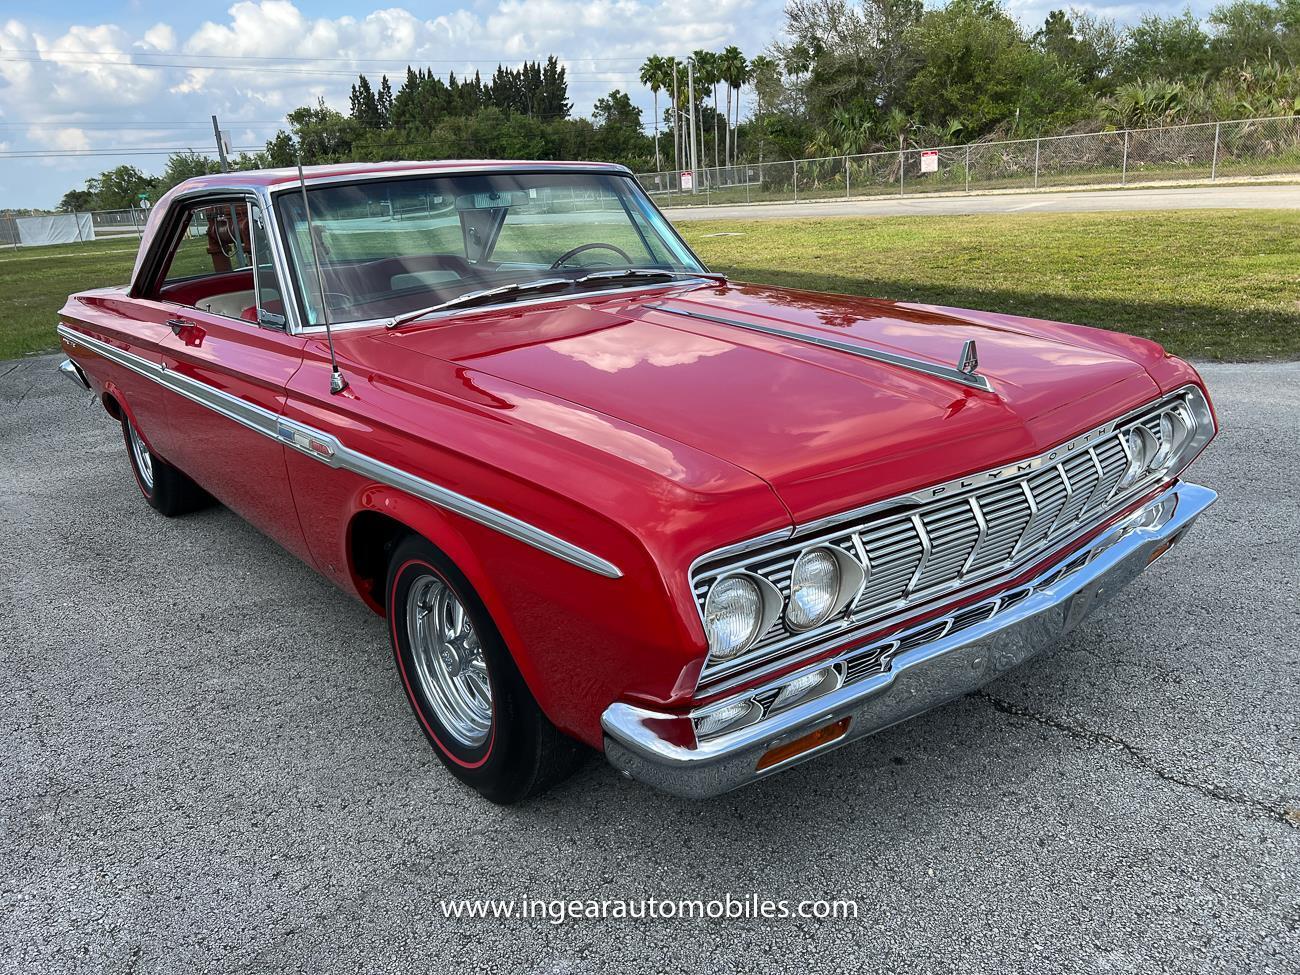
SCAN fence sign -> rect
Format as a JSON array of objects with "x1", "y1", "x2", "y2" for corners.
[
  {"x1": 920, "y1": 150, "x2": 939, "y2": 174},
  {"x1": 680, "y1": 171, "x2": 693, "y2": 191}
]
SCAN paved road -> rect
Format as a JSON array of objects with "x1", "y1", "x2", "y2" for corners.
[
  {"x1": 2, "y1": 355, "x2": 1297, "y2": 974},
  {"x1": 665, "y1": 182, "x2": 1300, "y2": 222}
]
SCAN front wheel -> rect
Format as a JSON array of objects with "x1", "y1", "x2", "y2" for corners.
[
  {"x1": 120, "y1": 414, "x2": 211, "y2": 517},
  {"x1": 387, "y1": 535, "x2": 583, "y2": 803}
]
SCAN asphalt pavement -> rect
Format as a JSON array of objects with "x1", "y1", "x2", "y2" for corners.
[
  {"x1": 664, "y1": 181, "x2": 1300, "y2": 221},
  {"x1": 2, "y1": 354, "x2": 1297, "y2": 974}
]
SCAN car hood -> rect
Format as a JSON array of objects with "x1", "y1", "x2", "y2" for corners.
[{"x1": 368, "y1": 282, "x2": 1163, "y2": 525}]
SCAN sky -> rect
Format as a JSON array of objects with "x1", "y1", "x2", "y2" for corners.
[{"x1": 0, "y1": 0, "x2": 1217, "y2": 209}]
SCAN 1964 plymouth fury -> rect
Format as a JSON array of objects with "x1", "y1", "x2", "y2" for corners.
[{"x1": 58, "y1": 161, "x2": 1218, "y2": 802}]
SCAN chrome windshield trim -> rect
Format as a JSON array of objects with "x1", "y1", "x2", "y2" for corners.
[
  {"x1": 653, "y1": 304, "x2": 996, "y2": 392},
  {"x1": 267, "y1": 162, "x2": 635, "y2": 192},
  {"x1": 56, "y1": 324, "x2": 622, "y2": 579}
]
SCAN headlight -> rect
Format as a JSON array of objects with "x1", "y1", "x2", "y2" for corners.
[
  {"x1": 786, "y1": 547, "x2": 842, "y2": 630},
  {"x1": 704, "y1": 575, "x2": 766, "y2": 661},
  {"x1": 1119, "y1": 424, "x2": 1158, "y2": 490},
  {"x1": 1157, "y1": 405, "x2": 1194, "y2": 469}
]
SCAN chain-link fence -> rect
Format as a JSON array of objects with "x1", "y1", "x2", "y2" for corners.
[
  {"x1": 637, "y1": 115, "x2": 1300, "y2": 208},
  {"x1": 0, "y1": 207, "x2": 154, "y2": 248}
]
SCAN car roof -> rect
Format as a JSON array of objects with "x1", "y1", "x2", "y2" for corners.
[{"x1": 174, "y1": 159, "x2": 633, "y2": 193}]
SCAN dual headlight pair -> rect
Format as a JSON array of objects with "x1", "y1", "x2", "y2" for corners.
[
  {"x1": 1117, "y1": 396, "x2": 1210, "y2": 493},
  {"x1": 703, "y1": 545, "x2": 865, "y2": 664}
]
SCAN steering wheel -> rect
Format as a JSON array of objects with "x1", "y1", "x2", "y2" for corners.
[{"x1": 550, "y1": 242, "x2": 633, "y2": 269}]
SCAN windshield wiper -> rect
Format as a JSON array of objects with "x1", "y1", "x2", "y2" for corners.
[
  {"x1": 575, "y1": 268, "x2": 727, "y2": 286},
  {"x1": 384, "y1": 277, "x2": 574, "y2": 329},
  {"x1": 384, "y1": 269, "x2": 726, "y2": 329}
]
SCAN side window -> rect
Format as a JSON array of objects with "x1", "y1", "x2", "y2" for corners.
[
  {"x1": 249, "y1": 205, "x2": 286, "y2": 329},
  {"x1": 154, "y1": 200, "x2": 283, "y2": 328}
]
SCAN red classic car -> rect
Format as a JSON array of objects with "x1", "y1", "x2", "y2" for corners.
[{"x1": 57, "y1": 160, "x2": 1218, "y2": 802}]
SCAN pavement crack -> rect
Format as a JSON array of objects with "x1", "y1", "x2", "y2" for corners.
[{"x1": 975, "y1": 691, "x2": 1299, "y2": 829}]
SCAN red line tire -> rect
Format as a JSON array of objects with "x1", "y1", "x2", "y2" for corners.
[
  {"x1": 386, "y1": 534, "x2": 584, "y2": 804},
  {"x1": 120, "y1": 415, "x2": 212, "y2": 517}
]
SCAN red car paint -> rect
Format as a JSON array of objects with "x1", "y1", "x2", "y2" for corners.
[{"x1": 60, "y1": 162, "x2": 1213, "y2": 750}]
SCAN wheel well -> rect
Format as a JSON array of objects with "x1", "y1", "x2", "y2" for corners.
[
  {"x1": 101, "y1": 392, "x2": 122, "y2": 421},
  {"x1": 348, "y1": 511, "x2": 415, "y2": 614}
]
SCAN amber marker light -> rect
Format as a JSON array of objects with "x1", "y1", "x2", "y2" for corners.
[{"x1": 755, "y1": 717, "x2": 852, "y2": 771}]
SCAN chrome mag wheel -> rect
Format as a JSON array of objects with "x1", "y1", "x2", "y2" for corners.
[
  {"x1": 405, "y1": 574, "x2": 493, "y2": 747},
  {"x1": 127, "y1": 420, "x2": 154, "y2": 491}
]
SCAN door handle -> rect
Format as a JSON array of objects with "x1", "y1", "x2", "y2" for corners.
[{"x1": 166, "y1": 318, "x2": 189, "y2": 335}]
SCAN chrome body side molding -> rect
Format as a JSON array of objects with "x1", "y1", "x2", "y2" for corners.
[
  {"x1": 56, "y1": 323, "x2": 622, "y2": 579},
  {"x1": 653, "y1": 303, "x2": 996, "y2": 392}
]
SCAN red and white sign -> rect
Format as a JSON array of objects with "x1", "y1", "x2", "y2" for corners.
[
  {"x1": 680, "y1": 171, "x2": 694, "y2": 191},
  {"x1": 920, "y1": 150, "x2": 939, "y2": 174}
]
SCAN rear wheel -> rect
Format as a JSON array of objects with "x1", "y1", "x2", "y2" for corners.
[
  {"x1": 387, "y1": 535, "x2": 583, "y2": 803},
  {"x1": 120, "y1": 414, "x2": 211, "y2": 517}
]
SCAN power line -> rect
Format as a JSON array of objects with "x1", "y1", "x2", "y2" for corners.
[
  {"x1": 0, "y1": 53, "x2": 650, "y2": 82},
  {"x1": 0, "y1": 46, "x2": 654, "y2": 65}
]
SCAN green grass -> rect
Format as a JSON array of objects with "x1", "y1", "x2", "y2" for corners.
[
  {"x1": 680, "y1": 209, "x2": 1300, "y2": 362},
  {"x1": 0, "y1": 239, "x2": 139, "y2": 360},
  {"x1": 5, "y1": 209, "x2": 1297, "y2": 361}
]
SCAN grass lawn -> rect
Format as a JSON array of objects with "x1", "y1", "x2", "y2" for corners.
[
  {"x1": 0, "y1": 239, "x2": 139, "y2": 361},
  {"x1": 680, "y1": 209, "x2": 1300, "y2": 362},
  {"x1": 3, "y1": 209, "x2": 1296, "y2": 361}
]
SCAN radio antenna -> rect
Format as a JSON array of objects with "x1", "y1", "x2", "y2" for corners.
[{"x1": 296, "y1": 154, "x2": 348, "y2": 395}]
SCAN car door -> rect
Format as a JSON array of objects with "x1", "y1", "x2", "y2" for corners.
[{"x1": 139, "y1": 195, "x2": 315, "y2": 565}]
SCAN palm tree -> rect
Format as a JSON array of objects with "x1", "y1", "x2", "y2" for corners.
[
  {"x1": 692, "y1": 50, "x2": 720, "y2": 173},
  {"x1": 718, "y1": 46, "x2": 748, "y2": 167},
  {"x1": 640, "y1": 55, "x2": 669, "y2": 172}
]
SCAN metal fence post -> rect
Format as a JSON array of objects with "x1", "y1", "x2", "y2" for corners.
[
  {"x1": 1211, "y1": 122, "x2": 1221, "y2": 180},
  {"x1": 965, "y1": 145, "x2": 971, "y2": 194},
  {"x1": 899, "y1": 143, "x2": 905, "y2": 195},
  {"x1": 793, "y1": 159, "x2": 798, "y2": 203},
  {"x1": 74, "y1": 211, "x2": 86, "y2": 244},
  {"x1": 1121, "y1": 130, "x2": 1129, "y2": 185},
  {"x1": 1034, "y1": 138, "x2": 1041, "y2": 188},
  {"x1": 845, "y1": 156, "x2": 850, "y2": 199}
]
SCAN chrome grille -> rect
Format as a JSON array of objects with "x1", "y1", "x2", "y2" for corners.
[{"x1": 691, "y1": 392, "x2": 1198, "y2": 686}]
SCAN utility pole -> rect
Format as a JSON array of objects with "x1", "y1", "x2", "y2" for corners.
[
  {"x1": 211, "y1": 114, "x2": 230, "y2": 172},
  {"x1": 687, "y1": 59, "x2": 699, "y2": 192}
]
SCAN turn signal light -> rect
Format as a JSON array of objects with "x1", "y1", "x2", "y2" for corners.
[{"x1": 755, "y1": 717, "x2": 852, "y2": 771}]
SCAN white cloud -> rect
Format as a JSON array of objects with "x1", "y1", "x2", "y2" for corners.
[
  {"x1": 0, "y1": 0, "x2": 1218, "y2": 208},
  {"x1": 45, "y1": 127, "x2": 90, "y2": 151}
]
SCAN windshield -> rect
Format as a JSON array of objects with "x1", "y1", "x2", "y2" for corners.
[{"x1": 274, "y1": 171, "x2": 706, "y2": 326}]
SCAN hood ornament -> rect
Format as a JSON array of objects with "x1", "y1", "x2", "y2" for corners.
[{"x1": 957, "y1": 339, "x2": 980, "y2": 376}]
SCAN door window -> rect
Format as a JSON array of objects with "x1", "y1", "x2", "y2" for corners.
[{"x1": 153, "y1": 200, "x2": 286, "y2": 328}]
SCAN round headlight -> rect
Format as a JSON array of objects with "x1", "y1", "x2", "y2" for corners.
[
  {"x1": 1155, "y1": 407, "x2": 1193, "y2": 470},
  {"x1": 704, "y1": 575, "x2": 764, "y2": 661},
  {"x1": 1119, "y1": 425, "x2": 1158, "y2": 490},
  {"x1": 786, "y1": 547, "x2": 842, "y2": 631}
]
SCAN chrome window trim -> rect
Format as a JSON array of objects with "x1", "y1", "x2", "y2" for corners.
[
  {"x1": 687, "y1": 384, "x2": 1212, "y2": 688},
  {"x1": 653, "y1": 304, "x2": 996, "y2": 392},
  {"x1": 268, "y1": 162, "x2": 635, "y2": 192},
  {"x1": 133, "y1": 184, "x2": 306, "y2": 334},
  {"x1": 56, "y1": 323, "x2": 621, "y2": 579}
]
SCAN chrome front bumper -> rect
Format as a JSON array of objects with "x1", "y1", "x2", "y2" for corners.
[{"x1": 602, "y1": 481, "x2": 1216, "y2": 799}]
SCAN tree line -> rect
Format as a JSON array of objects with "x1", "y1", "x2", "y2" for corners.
[{"x1": 57, "y1": 0, "x2": 1300, "y2": 211}]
